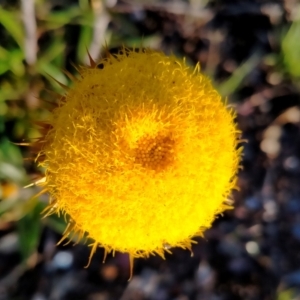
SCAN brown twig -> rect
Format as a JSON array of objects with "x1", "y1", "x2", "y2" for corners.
[
  {"x1": 85, "y1": 0, "x2": 111, "y2": 64},
  {"x1": 20, "y1": 0, "x2": 37, "y2": 66}
]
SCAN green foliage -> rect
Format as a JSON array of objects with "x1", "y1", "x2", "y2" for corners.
[
  {"x1": 277, "y1": 288, "x2": 299, "y2": 300},
  {"x1": 0, "y1": 7, "x2": 24, "y2": 49},
  {"x1": 217, "y1": 53, "x2": 262, "y2": 98},
  {"x1": 282, "y1": 18, "x2": 300, "y2": 79},
  {"x1": 0, "y1": 0, "x2": 97, "y2": 269},
  {"x1": 17, "y1": 200, "x2": 44, "y2": 261},
  {"x1": 0, "y1": 138, "x2": 26, "y2": 183}
]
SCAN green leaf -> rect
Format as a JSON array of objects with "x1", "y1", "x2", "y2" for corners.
[
  {"x1": 77, "y1": 23, "x2": 93, "y2": 62},
  {"x1": 42, "y1": 7, "x2": 82, "y2": 29},
  {"x1": 37, "y1": 62, "x2": 68, "y2": 88},
  {"x1": 277, "y1": 288, "x2": 298, "y2": 300},
  {"x1": 0, "y1": 162, "x2": 26, "y2": 183},
  {"x1": 0, "y1": 7, "x2": 24, "y2": 49},
  {"x1": 216, "y1": 53, "x2": 261, "y2": 98},
  {"x1": 282, "y1": 20, "x2": 300, "y2": 78},
  {"x1": 0, "y1": 137, "x2": 24, "y2": 166},
  {"x1": 17, "y1": 201, "x2": 43, "y2": 261},
  {"x1": 8, "y1": 49, "x2": 25, "y2": 76},
  {"x1": 0, "y1": 196, "x2": 19, "y2": 216},
  {"x1": 0, "y1": 138, "x2": 26, "y2": 183},
  {"x1": 38, "y1": 37, "x2": 65, "y2": 65},
  {"x1": 0, "y1": 32, "x2": 24, "y2": 76},
  {"x1": 0, "y1": 47, "x2": 9, "y2": 75},
  {"x1": 0, "y1": 77, "x2": 28, "y2": 102},
  {"x1": 45, "y1": 213, "x2": 67, "y2": 235}
]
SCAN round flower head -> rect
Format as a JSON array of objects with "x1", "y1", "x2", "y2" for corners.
[{"x1": 35, "y1": 48, "x2": 241, "y2": 275}]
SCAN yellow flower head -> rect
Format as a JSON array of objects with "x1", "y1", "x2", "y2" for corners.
[{"x1": 35, "y1": 48, "x2": 241, "y2": 274}]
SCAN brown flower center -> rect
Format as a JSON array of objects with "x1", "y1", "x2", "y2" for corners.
[{"x1": 134, "y1": 134, "x2": 175, "y2": 170}]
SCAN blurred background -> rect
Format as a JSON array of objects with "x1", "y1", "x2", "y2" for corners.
[{"x1": 1, "y1": 0, "x2": 300, "y2": 299}]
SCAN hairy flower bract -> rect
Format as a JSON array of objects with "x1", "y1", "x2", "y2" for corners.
[{"x1": 35, "y1": 48, "x2": 241, "y2": 271}]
